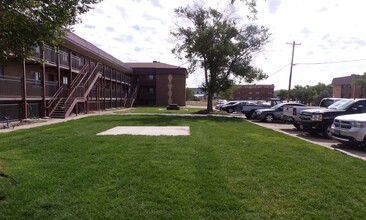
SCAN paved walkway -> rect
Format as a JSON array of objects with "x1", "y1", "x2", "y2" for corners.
[{"x1": 0, "y1": 110, "x2": 115, "y2": 133}]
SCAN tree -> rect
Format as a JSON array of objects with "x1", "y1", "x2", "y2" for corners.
[
  {"x1": 312, "y1": 83, "x2": 332, "y2": 105},
  {"x1": 219, "y1": 84, "x2": 238, "y2": 100},
  {"x1": 291, "y1": 85, "x2": 313, "y2": 104},
  {"x1": 186, "y1": 88, "x2": 195, "y2": 101},
  {"x1": 171, "y1": 3, "x2": 269, "y2": 112},
  {"x1": 353, "y1": 72, "x2": 366, "y2": 98},
  {"x1": 0, "y1": 0, "x2": 102, "y2": 63},
  {"x1": 275, "y1": 89, "x2": 287, "y2": 100}
]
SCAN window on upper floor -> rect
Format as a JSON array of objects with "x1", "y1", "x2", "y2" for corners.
[
  {"x1": 62, "y1": 52, "x2": 68, "y2": 62},
  {"x1": 35, "y1": 46, "x2": 40, "y2": 54},
  {"x1": 32, "y1": 71, "x2": 41, "y2": 81},
  {"x1": 63, "y1": 76, "x2": 68, "y2": 85}
]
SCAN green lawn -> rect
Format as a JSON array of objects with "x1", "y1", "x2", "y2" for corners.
[
  {"x1": 0, "y1": 115, "x2": 365, "y2": 219},
  {"x1": 116, "y1": 106, "x2": 207, "y2": 114}
]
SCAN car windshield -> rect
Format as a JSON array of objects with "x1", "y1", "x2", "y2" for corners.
[
  {"x1": 327, "y1": 99, "x2": 355, "y2": 110},
  {"x1": 271, "y1": 103, "x2": 284, "y2": 109}
]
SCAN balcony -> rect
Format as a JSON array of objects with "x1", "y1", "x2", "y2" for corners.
[
  {"x1": 0, "y1": 76, "x2": 58, "y2": 99},
  {"x1": 0, "y1": 76, "x2": 22, "y2": 98}
]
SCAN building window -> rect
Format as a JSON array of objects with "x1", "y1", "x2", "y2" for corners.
[
  {"x1": 147, "y1": 75, "x2": 154, "y2": 80},
  {"x1": 63, "y1": 76, "x2": 68, "y2": 85},
  {"x1": 62, "y1": 53, "x2": 68, "y2": 62},
  {"x1": 35, "y1": 46, "x2": 40, "y2": 54},
  {"x1": 32, "y1": 71, "x2": 41, "y2": 81}
]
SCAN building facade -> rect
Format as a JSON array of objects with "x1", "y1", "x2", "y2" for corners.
[
  {"x1": 0, "y1": 33, "x2": 186, "y2": 122},
  {"x1": 233, "y1": 84, "x2": 275, "y2": 100},
  {"x1": 332, "y1": 74, "x2": 366, "y2": 98},
  {"x1": 127, "y1": 62, "x2": 186, "y2": 106}
]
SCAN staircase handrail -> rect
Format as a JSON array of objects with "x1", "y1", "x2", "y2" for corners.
[
  {"x1": 62, "y1": 63, "x2": 101, "y2": 117},
  {"x1": 129, "y1": 82, "x2": 140, "y2": 107},
  {"x1": 46, "y1": 63, "x2": 88, "y2": 110},
  {"x1": 70, "y1": 63, "x2": 89, "y2": 88}
]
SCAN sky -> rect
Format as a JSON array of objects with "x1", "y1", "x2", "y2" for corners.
[{"x1": 73, "y1": 0, "x2": 366, "y2": 90}]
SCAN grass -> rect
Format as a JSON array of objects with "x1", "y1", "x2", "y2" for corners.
[
  {"x1": 0, "y1": 115, "x2": 366, "y2": 219},
  {"x1": 117, "y1": 106, "x2": 208, "y2": 114}
]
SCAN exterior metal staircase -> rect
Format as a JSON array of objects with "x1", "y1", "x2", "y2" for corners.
[
  {"x1": 47, "y1": 63, "x2": 102, "y2": 118},
  {"x1": 124, "y1": 80, "x2": 140, "y2": 108}
]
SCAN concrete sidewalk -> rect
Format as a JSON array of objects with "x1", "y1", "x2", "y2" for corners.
[{"x1": 0, "y1": 110, "x2": 116, "y2": 133}]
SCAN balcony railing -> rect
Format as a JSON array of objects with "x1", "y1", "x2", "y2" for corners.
[
  {"x1": 0, "y1": 76, "x2": 59, "y2": 99},
  {"x1": 71, "y1": 55, "x2": 84, "y2": 71},
  {"x1": 44, "y1": 46, "x2": 57, "y2": 65},
  {"x1": 59, "y1": 50, "x2": 69, "y2": 68},
  {"x1": 26, "y1": 79, "x2": 43, "y2": 97},
  {"x1": 0, "y1": 76, "x2": 22, "y2": 97}
]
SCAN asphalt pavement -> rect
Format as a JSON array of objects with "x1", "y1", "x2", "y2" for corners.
[{"x1": 249, "y1": 119, "x2": 366, "y2": 161}]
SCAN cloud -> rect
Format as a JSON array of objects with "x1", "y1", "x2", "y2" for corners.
[
  {"x1": 106, "y1": 26, "x2": 115, "y2": 32},
  {"x1": 150, "y1": 0, "x2": 163, "y2": 8},
  {"x1": 84, "y1": 24, "x2": 95, "y2": 29},
  {"x1": 114, "y1": 34, "x2": 135, "y2": 43},
  {"x1": 267, "y1": 0, "x2": 282, "y2": 14}
]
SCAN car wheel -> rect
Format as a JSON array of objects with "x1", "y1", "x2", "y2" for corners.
[
  {"x1": 265, "y1": 114, "x2": 274, "y2": 123},
  {"x1": 293, "y1": 123, "x2": 300, "y2": 130},
  {"x1": 322, "y1": 123, "x2": 333, "y2": 139},
  {"x1": 227, "y1": 108, "x2": 234, "y2": 113},
  {"x1": 250, "y1": 110, "x2": 256, "y2": 119},
  {"x1": 245, "y1": 113, "x2": 251, "y2": 119}
]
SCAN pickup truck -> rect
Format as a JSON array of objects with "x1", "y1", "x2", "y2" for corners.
[
  {"x1": 298, "y1": 99, "x2": 366, "y2": 139},
  {"x1": 331, "y1": 113, "x2": 366, "y2": 147},
  {"x1": 241, "y1": 98, "x2": 282, "y2": 119},
  {"x1": 283, "y1": 98, "x2": 343, "y2": 129}
]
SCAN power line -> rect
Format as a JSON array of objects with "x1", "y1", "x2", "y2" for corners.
[
  {"x1": 294, "y1": 58, "x2": 366, "y2": 65},
  {"x1": 268, "y1": 63, "x2": 291, "y2": 77}
]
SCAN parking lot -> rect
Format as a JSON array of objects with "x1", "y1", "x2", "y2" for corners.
[{"x1": 249, "y1": 120, "x2": 366, "y2": 161}]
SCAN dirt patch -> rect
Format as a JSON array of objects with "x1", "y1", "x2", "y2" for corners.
[
  {"x1": 0, "y1": 172, "x2": 17, "y2": 185},
  {"x1": 1, "y1": 118, "x2": 49, "y2": 130},
  {"x1": 0, "y1": 195, "x2": 5, "y2": 204}
]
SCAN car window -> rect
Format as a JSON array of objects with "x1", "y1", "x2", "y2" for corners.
[
  {"x1": 327, "y1": 99, "x2": 354, "y2": 110},
  {"x1": 351, "y1": 100, "x2": 366, "y2": 112}
]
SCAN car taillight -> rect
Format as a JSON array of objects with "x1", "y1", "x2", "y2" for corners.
[{"x1": 293, "y1": 108, "x2": 297, "y2": 116}]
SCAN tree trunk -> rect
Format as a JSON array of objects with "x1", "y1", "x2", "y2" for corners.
[{"x1": 207, "y1": 90, "x2": 213, "y2": 112}]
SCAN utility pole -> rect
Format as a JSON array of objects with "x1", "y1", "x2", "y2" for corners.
[{"x1": 286, "y1": 41, "x2": 301, "y2": 101}]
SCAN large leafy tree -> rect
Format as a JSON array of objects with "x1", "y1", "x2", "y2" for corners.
[
  {"x1": 353, "y1": 72, "x2": 366, "y2": 98},
  {"x1": 0, "y1": 0, "x2": 102, "y2": 62},
  {"x1": 171, "y1": 3, "x2": 269, "y2": 112}
]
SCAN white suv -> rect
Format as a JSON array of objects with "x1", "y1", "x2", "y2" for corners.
[{"x1": 331, "y1": 113, "x2": 366, "y2": 147}]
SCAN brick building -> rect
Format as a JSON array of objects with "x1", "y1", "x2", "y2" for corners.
[
  {"x1": 332, "y1": 74, "x2": 366, "y2": 98},
  {"x1": 127, "y1": 62, "x2": 186, "y2": 106},
  {"x1": 233, "y1": 84, "x2": 275, "y2": 100},
  {"x1": 0, "y1": 33, "x2": 186, "y2": 122}
]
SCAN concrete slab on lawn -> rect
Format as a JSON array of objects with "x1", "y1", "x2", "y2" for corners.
[{"x1": 97, "y1": 126, "x2": 190, "y2": 136}]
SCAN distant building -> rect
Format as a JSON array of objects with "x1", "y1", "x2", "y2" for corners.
[
  {"x1": 332, "y1": 74, "x2": 366, "y2": 98},
  {"x1": 233, "y1": 84, "x2": 275, "y2": 100}
]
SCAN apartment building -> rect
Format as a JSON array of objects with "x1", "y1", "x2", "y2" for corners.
[
  {"x1": 233, "y1": 84, "x2": 275, "y2": 100},
  {"x1": 332, "y1": 74, "x2": 366, "y2": 98},
  {"x1": 0, "y1": 33, "x2": 186, "y2": 122},
  {"x1": 127, "y1": 62, "x2": 186, "y2": 106}
]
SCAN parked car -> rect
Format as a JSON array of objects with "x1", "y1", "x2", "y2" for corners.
[
  {"x1": 298, "y1": 99, "x2": 366, "y2": 139},
  {"x1": 253, "y1": 102, "x2": 305, "y2": 123},
  {"x1": 215, "y1": 99, "x2": 227, "y2": 110},
  {"x1": 331, "y1": 113, "x2": 366, "y2": 147},
  {"x1": 221, "y1": 101, "x2": 257, "y2": 113},
  {"x1": 283, "y1": 98, "x2": 344, "y2": 129},
  {"x1": 241, "y1": 98, "x2": 282, "y2": 119}
]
